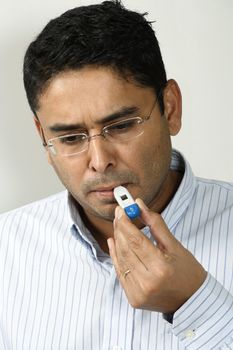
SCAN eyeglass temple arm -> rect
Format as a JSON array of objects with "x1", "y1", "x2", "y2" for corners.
[
  {"x1": 41, "y1": 128, "x2": 48, "y2": 147},
  {"x1": 34, "y1": 112, "x2": 48, "y2": 147}
]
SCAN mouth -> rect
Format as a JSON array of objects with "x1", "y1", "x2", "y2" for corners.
[{"x1": 90, "y1": 183, "x2": 129, "y2": 200}]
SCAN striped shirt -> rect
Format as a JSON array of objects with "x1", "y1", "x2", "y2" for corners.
[{"x1": 0, "y1": 150, "x2": 233, "y2": 350}]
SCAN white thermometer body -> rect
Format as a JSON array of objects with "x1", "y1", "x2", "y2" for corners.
[{"x1": 113, "y1": 186, "x2": 141, "y2": 219}]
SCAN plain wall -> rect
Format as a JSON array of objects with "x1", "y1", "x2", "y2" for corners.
[{"x1": 1, "y1": 0, "x2": 233, "y2": 213}]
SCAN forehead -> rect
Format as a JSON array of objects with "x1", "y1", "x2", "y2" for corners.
[{"x1": 37, "y1": 66, "x2": 155, "y2": 128}]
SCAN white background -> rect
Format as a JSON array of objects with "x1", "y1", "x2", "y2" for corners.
[{"x1": 1, "y1": 0, "x2": 233, "y2": 213}]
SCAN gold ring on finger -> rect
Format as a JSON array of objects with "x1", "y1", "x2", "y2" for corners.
[{"x1": 123, "y1": 269, "x2": 131, "y2": 278}]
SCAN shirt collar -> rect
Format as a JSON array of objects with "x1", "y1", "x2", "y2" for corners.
[
  {"x1": 161, "y1": 149, "x2": 197, "y2": 231},
  {"x1": 67, "y1": 192, "x2": 111, "y2": 261}
]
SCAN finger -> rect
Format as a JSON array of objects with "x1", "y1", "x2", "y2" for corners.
[
  {"x1": 107, "y1": 236, "x2": 145, "y2": 287},
  {"x1": 136, "y1": 198, "x2": 181, "y2": 252},
  {"x1": 107, "y1": 237, "x2": 122, "y2": 279},
  {"x1": 108, "y1": 236, "x2": 144, "y2": 309},
  {"x1": 113, "y1": 206, "x2": 152, "y2": 271},
  {"x1": 114, "y1": 205, "x2": 162, "y2": 268}
]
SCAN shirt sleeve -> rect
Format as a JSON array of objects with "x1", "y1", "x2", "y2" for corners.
[{"x1": 171, "y1": 273, "x2": 233, "y2": 349}]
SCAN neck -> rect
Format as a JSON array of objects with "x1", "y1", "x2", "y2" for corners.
[
  {"x1": 79, "y1": 205, "x2": 113, "y2": 253},
  {"x1": 149, "y1": 169, "x2": 183, "y2": 213}
]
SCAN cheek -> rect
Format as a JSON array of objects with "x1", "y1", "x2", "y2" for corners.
[
  {"x1": 135, "y1": 124, "x2": 171, "y2": 184},
  {"x1": 131, "y1": 129, "x2": 162, "y2": 169},
  {"x1": 49, "y1": 156, "x2": 85, "y2": 189}
]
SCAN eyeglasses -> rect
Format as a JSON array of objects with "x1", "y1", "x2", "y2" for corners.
[{"x1": 43, "y1": 98, "x2": 158, "y2": 157}]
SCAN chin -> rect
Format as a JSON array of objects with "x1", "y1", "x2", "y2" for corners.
[
  {"x1": 82, "y1": 202, "x2": 116, "y2": 222},
  {"x1": 93, "y1": 208, "x2": 116, "y2": 222}
]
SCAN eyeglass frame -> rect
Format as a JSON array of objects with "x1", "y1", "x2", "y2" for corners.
[{"x1": 40, "y1": 96, "x2": 160, "y2": 157}]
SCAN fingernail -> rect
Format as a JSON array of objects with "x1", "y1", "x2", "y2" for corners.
[
  {"x1": 136, "y1": 198, "x2": 149, "y2": 211},
  {"x1": 115, "y1": 206, "x2": 123, "y2": 219},
  {"x1": 107, "y1": 238, "x2": 112, "y2": 251}
]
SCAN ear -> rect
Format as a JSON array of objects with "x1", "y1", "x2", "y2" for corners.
[
  {"x1": 162, "y1": 79, "x2": 182, "y2": 136},
  {"x1": 33, "y1": 116, "x2": 52, "y2": 165}
]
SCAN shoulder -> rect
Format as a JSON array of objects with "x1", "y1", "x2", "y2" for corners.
[
  {"x1": 195, "y1": 177, "x2": 233, "y2": 210},
  {"x1": 0, "y1": 191, "x2": 68, "y2": 230},
  {"x1": 196, "y1": 177, "x2": 233, "y2": 192},
  {"x1": 196, "y1": 177, "x2": 233, "y2": 197}
]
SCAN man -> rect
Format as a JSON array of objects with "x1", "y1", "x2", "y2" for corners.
[{"x1": 0, "y1": 1, "x2": 232, "y2": 349}]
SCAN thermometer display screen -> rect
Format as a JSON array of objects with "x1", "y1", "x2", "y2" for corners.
[{"x1": 120, "y1": 195, "x2": 128, "y2": 200}]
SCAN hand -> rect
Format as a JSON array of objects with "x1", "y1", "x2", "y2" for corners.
[{"x1": 107, "y1": 199, "x2": 207, "y2": 314}]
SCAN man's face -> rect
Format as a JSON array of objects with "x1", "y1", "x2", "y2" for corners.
[{"x1": 36, "y1": 66, "x2": 181, "y2": 222}]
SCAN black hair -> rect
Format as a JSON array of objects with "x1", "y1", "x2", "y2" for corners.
[{"x1": 23, "y1": 0, "x2": 167, "y2": 114}]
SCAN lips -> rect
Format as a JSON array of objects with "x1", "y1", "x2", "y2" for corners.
[
  {"x1": 92, "y1": 186, "x2": 114, "y2": 192},
  {"x1": 91, "y1": 183, "x2": 128, "y2": 192},
  {"x1": 89, "y1": 183, "x2": 129, "y2": 202}
]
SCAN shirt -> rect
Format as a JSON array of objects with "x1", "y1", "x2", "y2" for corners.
[{"x1": 0, "y1": 150, "x2": 233, "y2": 350}]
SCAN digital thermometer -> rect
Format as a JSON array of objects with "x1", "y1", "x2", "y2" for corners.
[{"x1": 113, "y1": 185, "x2": 141, "y2": 219}]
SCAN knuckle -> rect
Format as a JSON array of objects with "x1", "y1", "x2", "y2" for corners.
[
  {"x1": 129, "y1": 295, "x2": 144, "y2": 309},
  {"x1": 127, "y1": 233, "x2": 143, "y2": 249},
  {"x1": 118, "y1": 246, "x2": 129, "y2": 259},
  {"x1": 141, "y1": 280, "x2": 158, "y2": 296},
  {"x1": 156, "y1": 264, "x2": 174, "y2": 281},
  {"x1": 115, "y1": 268, "x2": 121, "y2": 280},
  {"x1": 130, "y1": 300, "x2": 140, "y2": 309},
  {"x1": 148, "y1": 212, "x2": 160, "y2": 227},
  {"x1": 115, "y1": 215, "x2": 129, "y2": 229}
]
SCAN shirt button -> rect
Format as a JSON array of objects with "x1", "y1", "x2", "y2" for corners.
[
  {"x1": 112, "y1": 346, "x2": 122, "y2": 350},
  {"x1": 184, "y1": 329, "x2": 196, "y2": 339}
]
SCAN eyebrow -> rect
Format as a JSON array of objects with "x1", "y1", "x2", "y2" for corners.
[{"x1": 48, "y1": 105, "x2": 140, "y2": 133}]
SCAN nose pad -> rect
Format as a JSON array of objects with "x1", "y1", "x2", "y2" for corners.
[{"x1": 48, "y1": 144, "x2": 57, "y2": 155}]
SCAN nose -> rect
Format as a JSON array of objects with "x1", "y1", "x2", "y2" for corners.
[{"x1": 87, "y1": 135, "x2": 116, "y2": 173}]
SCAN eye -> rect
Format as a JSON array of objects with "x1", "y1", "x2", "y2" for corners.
[
  {"x1": 106, "y1": 118, "x2": 140, "y2": 135},
  {"x1": 59, "y1": 133, "x2": 87, "y2": 145}
]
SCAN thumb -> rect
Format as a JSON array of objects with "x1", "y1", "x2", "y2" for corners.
[{"x1": 136, "y1": 198, "x2": 179, "y2": 251}]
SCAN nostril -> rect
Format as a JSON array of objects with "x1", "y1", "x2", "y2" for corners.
[{"x1": 88, "y1": 138, "x2": 116, "y2": 173}]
